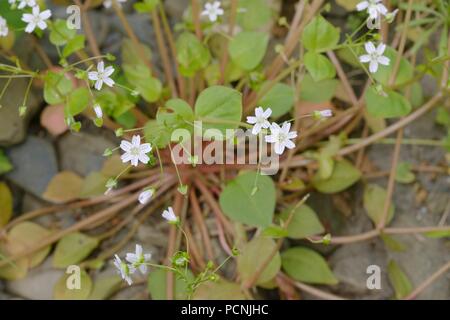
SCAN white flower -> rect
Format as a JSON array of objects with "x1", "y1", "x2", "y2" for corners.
[
  {"x1": 138, "y1": 188, "x2": 153, "y2": 205},
  {"x1": 356, "y1": 0, "x2": 388, "y2": 20},
  {"x1": 21, "y1": 6, "x2": 52, "y2": 33},
  {"x1": 8, "y1": 0, "x2": 17, "y2": 5},
  {"x1": 88, "y1": 61, "x2": 115, "y2": 91},
  {"x1": 359, "y1": 42, "x2": 390, "y2": 73},
  {"x1": 313, "y1": 109, "x2": 333, "y2": 118},
  {"x1": 113, "y1": 254, "x2": 135, "y2": 285},
  {"x1": 93, "y1": 104, "x2": 103, "y2": 118},
  {"x1": 0, "y1": 17, "x2": 8, "y2": 37},
  {"x1": 125, "y1": 244, "x2": 152, "y2": 275},
  {"x1": 265, "y1": 122, "x2": 297, "y2": 155},
  {"x1": 120, "y1": 135, "x2": 152, "y2": 167},
  {"x1": 246, "y1": 107, "x2": 272, "y2": 135},
  {"x1": 162, "y1": 206, "x2": 179, "y2": 224},
  {"x1": 103, "y1": 0, "x2": 127, "y2": 8},
  {"x1": 201, "y1": 1, "x2": 224, "y2": 22},
  {"x1": 18, "y1": 0, "x2": 36, "y2": 9}
]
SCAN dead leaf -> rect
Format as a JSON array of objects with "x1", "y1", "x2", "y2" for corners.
[
  {"x1": 40, "y1": 105, "x2": 68, "y2": 136},
  {"x1": 43, "y1": 171, "x2": 83, "y2": 203}
]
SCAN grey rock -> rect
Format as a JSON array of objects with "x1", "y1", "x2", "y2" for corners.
[
  {"x1": 6, "y1": 258, "x2": 64, "y2": 300},
  {"x1": 0, "y1": 78, "x2": 41, "y2": 147},
  {"x1": 57, "y1": 132, "x2": 115, "y2": 176},
  {"x1": 6, "y1": 136, "x2": 58, "y2": 197},
  {"x1": 330, "y1": 240, "x2": 392, "y2": 299}
]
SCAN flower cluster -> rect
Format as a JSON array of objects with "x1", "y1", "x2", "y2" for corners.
[
  {"x1": 246, "y1": 107, "x2": 333, "y2": 155},
  {"x1": 113, "y1": 244, "x2": 151, "y2": 285},
  {"x1": 113, "y1": 207, "x2": 179, "y2": 285}
]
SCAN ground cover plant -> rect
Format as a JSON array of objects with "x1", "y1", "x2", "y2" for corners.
[{"x1": 0, "y1": 0, "x2": 449, "y2": 300}]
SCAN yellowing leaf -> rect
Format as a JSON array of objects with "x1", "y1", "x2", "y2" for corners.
[
  {"x1": 89, "y1": 275, "x2": 122, "y2": 300},
  {"x1": 54, "y1": 269, "x2": 92, "y2": 300},
  {"x1": 237, "y1": 236, "x2": 281, "y2": 286},
  {"x1": 193, "y1": 280, "x2": 246, "y2": 300},
  {"x1": 0, "y1": 241, "x2": 28, "y2": 280},
  {"x1": 101, "y1": 155, "x2": 129, "y2": 177},
  {"x1": 79, "y1": 172, "x2": 109, "y2": 198},
  {"x1": 0, "y1": 182, "x2": 12, "y2": 227},
  {"x1": 8, "y1": 222, "x2": 51, "y2": 268},
  {"x1": 43, "y1": 171, "x2": 83, "y2": 203},
  {"x1": 53, "y1": 232, "x2": 99, "y2": 268}
]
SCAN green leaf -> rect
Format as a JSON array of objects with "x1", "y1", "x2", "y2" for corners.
[
  {"x1": 262, "y1": 225, "x2": 289, "y2": 238},
  {"x1": 89, "y1": 275, "x2": 122, "y2": 300},
  {"x1": 387, "y1": 260, "x2": 413, "y2": 299},
  {"x1": 237, "y1": 236, "x2": 281, "y2": 285},
  {"x1": 66, "y1": 87, "x2": 90, "y2": 117},
  {"x1": 134, "y1": 0, "x2": 160, "y2": 13},
  {"x1": 395, "y1": 162, "x2": 415, "y2": 184},
  {"x1": 53, "y1": 232, "x2": 99, "y2": 268},
  {"x1": 194, "y1": 86, "x2": 242, "y2": 138},
  {"x1": 62, "y1": 35, "x2": 85, "y2": 58},
  {"x1": 49, "y1": 19, "x2": 76, "y2": 46},
  {"x1": 363, "y1": 184, "x2": 395, "y2": 226},
  {"x1": 176, "y1": 32, "x2": 210, "y2": 77},
  {"x1": 371, "y1": 47, "x2": 414, "y2": 86},
  {"x1": 302, "y1": 15, "x2": 340, "y2": 52},
  {"x1": 304, "y1": 52, "x2": 336, "y2": 82},
  {"x1": 157, "y1": 98, "x2": 194, "y2": 130},
  {"x1": 147, "y1": 268, "x2": 194, "y2": 300},
  {"x1": 424, "y1": 229, "x2": 450, "y2": 238},
  {"x1": 258, "y1": 83, "x2": 294, "y2": 117},
  {"x1": 192, "y1": 279, "x2": 246, "y2": 299},
  {"x1": 229, "y1": 32, "x2": 269, "y2": 71},
  {"x1": 54, "y1": 269, "x2": 93, "y2": 300},
  {"x1": 300, "y1": 74, "x2": 338, "y2": 103},
  {"x1": 44, "y1": 71, "x2": 74, "y2": 105},
  {"x1": 0, "y1": 150, "x2": 12, "y2": 175},
  {"x1": 220, "y1": 171, "x2": 276, "y2": 227},
  {"x1": 0, "y1": 182, "x2": 12, "y2": 227},
  {"x1": 121, "y1": 38, "x2": 152, "y2": 67},
  {"x1": 312, "y1": 159, "x2": 361, "y2": 193},
  {"x1": 236, "y1": 0, "x2": 273, "y2": 31},
  {"x1": 279, "y1": 204, "x2": 324, "y2": 239},
  {"x1": 123, "y1": 64, "x2": 161, "y2": 103},
  {"x1": 435, "y1": 107, "x2": 450, "y2": 127},
  {"x1": 365, "y1": 86, "x2": 412, "y2": 119},
  {"x1": 144, "y1": 120, "x2": 171, "y2": 148},
  {"x1": 281, "y1": 247, "x2": 338, "y2": 285},
  {"x1": 380, "y1": 234, "x2": 406, "y2": 252}
]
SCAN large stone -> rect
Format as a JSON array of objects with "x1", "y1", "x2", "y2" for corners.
[
  {"x1": 57, "y1": 132, "x2": 115, "y2": 176},
  {"x1": 0, "y1": 78, "x2": 41, "y2": 147},
  {"x1": 6, "y1": 258, "x2": 64, "y2": 300},
  {"x1": 6, "y1": 136, "x2": 58, "y2": 197}
]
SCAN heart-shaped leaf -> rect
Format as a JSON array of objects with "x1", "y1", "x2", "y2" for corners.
[
  {"x1": 220, "y1": 171, "x2": 275, "y2": 227},
  {"x1": 281, "y1": 247, "x2": 338, "y2": 285}
]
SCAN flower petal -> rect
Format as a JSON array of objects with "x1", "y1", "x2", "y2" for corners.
[{"x1": 365, "y1": 41, "x2": 376, "y2": 54}]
